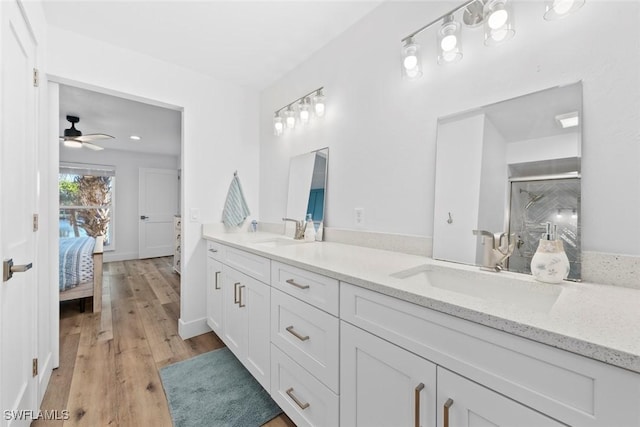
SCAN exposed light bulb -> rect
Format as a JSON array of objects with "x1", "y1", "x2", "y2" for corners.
[
  {"x1": 437, "y1": 15, "x2": 462, "y2": 65},
  {"x1": 273, "y1": 113, "x2": 284, "y2": 136},
  {"x1": 313, "y1": 90, "x2": 325, "y2": 118},
  {"x1": 488, "y1": 9, "x2": 508, "y2": 29},
  {"x1": 571, "y1": 209, "x2": 578, "y2": 219},
  {"x1": 285, "y1": 107, "x2": 296, "y2": 129},
  {"x1": 441, "y1": 34, "x2": 457, "y2": 51},
  {"x1": 401, "y1": 37, "x2": 422, "y2": 79},
  {"x1": 299, "y1": 98, "x2": 310, "y2": 124},
  {"x1": 544, "y1": 0, "x2": 584, "y2": 20}
]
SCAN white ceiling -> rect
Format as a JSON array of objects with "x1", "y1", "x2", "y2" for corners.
[
  {"x1": 43, "y1": 0, "x2": 383, "y2": 90},
  {"x1": 47, "y1": 1, "x2": 383, "y2": 156},
  {"x1": 59, "y1": 84, "x2": 182, "y2": 155}
]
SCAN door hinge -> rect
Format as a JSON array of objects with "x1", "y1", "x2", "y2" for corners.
[
  {"x1": 33, "y1": 68, "x2": 39, "y2": 87},
  {"x1": 33, "y1": 213, "x2": 39, "y2": 232},
  {"x1": 32, "y1": 358, "x2": 38, "y2": 377}
]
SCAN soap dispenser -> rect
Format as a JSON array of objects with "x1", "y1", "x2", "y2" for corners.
[
  {"x1": 530, "y1": 222, "x2": 570, "y2": 284},
  {"x1": 304, "y1": 214, "x2": 316, "y2": 242}
]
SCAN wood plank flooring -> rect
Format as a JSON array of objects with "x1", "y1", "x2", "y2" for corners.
[{"x1": 35, "y1": 257, "x2": 295, "y2": 427}]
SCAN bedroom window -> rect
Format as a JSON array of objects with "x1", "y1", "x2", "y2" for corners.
[{"x1": 59, "y1": 163, "x2": 115, "y2": 248}]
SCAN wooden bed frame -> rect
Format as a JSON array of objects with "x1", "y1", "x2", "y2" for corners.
[{"x1": 59, "y1": 236, "x2": 104, "y2": 313}]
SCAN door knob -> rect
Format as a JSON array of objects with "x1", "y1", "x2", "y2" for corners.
[
  {"x1": 140, "y1": 215, "x2": 149, "y2": 220},
  {"x1": 3, "y1": 259, "x2": 33, "y2": 282}
]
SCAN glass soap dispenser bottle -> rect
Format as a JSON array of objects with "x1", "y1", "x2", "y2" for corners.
[
  {"x1": 530, "y1": 223, "x2": 570, "y2": 284},
  {"x1": 304, "y1": 214, "x2": 316, "y2": 242}
]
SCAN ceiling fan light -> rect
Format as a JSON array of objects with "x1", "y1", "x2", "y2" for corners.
[
  {"x1": 63, "y1": 139, "x2": 82, "y2": 148},
  {"x1": 129, "y1": 135, "x2": 141, "y2": 140}
]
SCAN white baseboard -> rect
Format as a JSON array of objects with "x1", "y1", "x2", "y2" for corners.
[
  {"x1": 178, "y1": 317, "x2": 211, "y2": 339},
  {"x1": 103, "y1": 251, "x2": 139, "y2": 263}
]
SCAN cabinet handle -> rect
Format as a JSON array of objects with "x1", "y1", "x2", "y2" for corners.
[
  {"x1": 238, "y1": 285, "x2": 246, "y2": 308},
  {"x1": 214, "y1": 271, "x2": 221, "y2": 290},
  {"x1": 285, "y1": 387, "x2": 310, "y2": 410},
  {"x1": 286, "y1": 278, "x2": 309, "y2": 289},
  {"x1": 414, "y1": 383, "x2": 425, "y2": 427},
  {"x1": 234, "y1": 282, "x2": 241, "y2": 304},
  {"x1": 286, "y1": 326, "x2": 310, "y2": 341},
  {"x1": 443, "y1": 398, "x2": 454, "y2": 427},
  {"x1": 208, "y1": 248, "x2": 218, "y2": 253}
]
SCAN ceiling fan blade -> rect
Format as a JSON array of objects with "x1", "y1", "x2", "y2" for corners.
[
  {"x1": 75, "y1": 133, "x2": 114, "y2": 142},
  {"x1": 82, "y1": 142, "x2": 105, "y2": 151}
]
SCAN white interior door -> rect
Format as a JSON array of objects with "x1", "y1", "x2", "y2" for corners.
[
  {"x1": 138, "y1": 168, "x2": 178, "y2": 259},
  {"x1": 1, "y1": 1, "x2": 38, "y2": 425}
]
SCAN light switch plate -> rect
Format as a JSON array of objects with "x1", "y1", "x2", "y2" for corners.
[{"x1": 354, "y1": 207, "x2": 364, "y2": 226}]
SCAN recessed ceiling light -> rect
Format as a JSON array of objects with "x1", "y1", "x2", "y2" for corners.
[
  {"x1": 555, "y1": 111, "x2": 579, "y2": 128},
  {"x1": 129, "y1": 135, "x2": 141, "y2": 140}
]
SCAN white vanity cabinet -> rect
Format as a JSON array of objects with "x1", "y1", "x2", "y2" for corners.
[
  {"x1": 437, "y1": 368, "x2": 563, "y2": 427},
  {"x1": 340, "y1": 282, "x2": 640, "y2": 427},
  {"x1": 204, "y1": 240, "x2": 271, "y2": 392},
  {"x1": 341, "y1": 322, "x2": 437, "y2": 427}
]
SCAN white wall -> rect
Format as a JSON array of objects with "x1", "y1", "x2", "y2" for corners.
[
  {"x1": 47, "y1": 27, "x2": 260, "y2": 338},
  {"x1": 59, "y1": 147, "x2": 179, "y2": 262},
  {"x1": 259, "y1": 1, "x2": 640, "y2": 256},
  {"x1": 506, "y1": 133, "x2": 580, "y2": 165}
]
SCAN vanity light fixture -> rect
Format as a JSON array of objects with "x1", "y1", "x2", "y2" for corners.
[
  {"x1": 285, "y1": 105, "x2": 296, "y2": 129},
  {"x1": 544, "y1": 0, "x2": 585, "y2": 20},
  {"x1": 273, "y1": 113, "x2": 284, "y2": 136},
  {"x1": 400, "y1": 0, "x2": 585, "y2": 79},
  {"x1": 273, "y1": 87, "x2": 325, "y2": 137},
  {"x1": 555, "y1": 111, "x2": 579, "y2": 128},
  {"x1": 437, "y1": 15, "x2": 463, "y2": 64}
]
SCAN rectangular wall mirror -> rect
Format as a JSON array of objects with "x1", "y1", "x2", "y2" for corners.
[
  {"x1": 285, "y1": 147, "x2": 328, "y2": 231},
  {"x1": 433, "y1": 82, "x2": 582, "y2": 280}
]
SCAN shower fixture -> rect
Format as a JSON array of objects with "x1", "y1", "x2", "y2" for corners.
[{"x1": 520, "y1": 189, "x2": 545, "y2": 209}]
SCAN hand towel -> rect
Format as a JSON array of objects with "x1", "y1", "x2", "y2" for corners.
[{"x1": 222, "y1": 174, "x2": 250, "y2": 227}]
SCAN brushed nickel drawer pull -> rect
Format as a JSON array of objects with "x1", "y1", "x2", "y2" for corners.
[
  {"x1": 234, "y1": 282, "x2": 241, "y2": 304},
  {"x1": 286, "y1": 326, "x2": 310, "y2": 341},
  {"x1": 286, "y1": 278, "x2": 309, "y2": 289},
  {"x1": 285, "y1": 387, "x2": 310, "y2": 410},
  {"x1": 214, "y1": 271, "x2": 221, "y2": 290},
  {"x1": 239, "y1": 285, "x2": 246, "y2": 308},
  {"x1": 443, "y1": 398, "x2": 454, "y2": 427},
  {"x1": 415, "y1": 383, "x2": 425, "y2": 427}
]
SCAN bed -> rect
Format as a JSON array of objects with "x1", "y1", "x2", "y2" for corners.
[{"x1": 59, "y1": 235, "x2": 104, "y2": 312}]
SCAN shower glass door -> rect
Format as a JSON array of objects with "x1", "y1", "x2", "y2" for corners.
[{"x1": 508, "y1": 178, "x2": 581, "y2": 281}]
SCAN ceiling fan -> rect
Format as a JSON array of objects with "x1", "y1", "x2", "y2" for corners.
[{"x1": 60, "y1": 115, "x2": 113, "y2": 151}]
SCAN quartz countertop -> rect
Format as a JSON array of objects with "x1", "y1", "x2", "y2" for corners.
[{"x1": 202, "y1": 229, "x2": 640, "y2": 374}]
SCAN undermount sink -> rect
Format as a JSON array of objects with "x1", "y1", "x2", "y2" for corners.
[
  {"x1": 253, "y1": 237, "x2": 304, "y2": 248},
  {"x1": 391, "y1": 264, "x2": 561, "y2": 312}
]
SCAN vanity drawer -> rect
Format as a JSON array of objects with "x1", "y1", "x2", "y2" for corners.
[
  {"x1": 340, "y1": 282, "x2": 640, "y2": 427},
  {"x1": 206, "y1": 240, "x2": 224, "y2": 261},
  {"x1": 224, "y1": 246, "x2": 270, "y2": 284},
  {"x1": 271, "y1": 288, "x2": 339, "y2": 393},
  {"x1": 271, "y1": 261, "x2": 339, "y2": 316},
  {"x1": 271, "y1": 344, "x2": 339, "y2": 427}
]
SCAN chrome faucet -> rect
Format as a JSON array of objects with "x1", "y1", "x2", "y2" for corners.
[
  {"x1": 282, "y1": 217, "x2": 306, "y2": 240},
  {"x1": 472, "y1": 230, "x2": 516, "y2": 272}
]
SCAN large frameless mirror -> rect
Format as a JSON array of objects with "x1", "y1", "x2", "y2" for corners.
[
  {"x1": 432, "y1": 82, "x2": 582, "y2": 280},
  {"x1": 285, "y1": 148, "x2": 328, "y2": 231}
]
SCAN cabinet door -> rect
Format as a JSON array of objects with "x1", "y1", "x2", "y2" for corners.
[
  {"x1": 206, "y1": 257, "x2": 223, "y2": 336},
  {"x1": 222, "y1": 266, "x2": 247, "y2": 360},
  {"x1": 437, "y1": 368, "x2": 564, "y2": 427},
  {"x1": 245, "y1": 277, "x2": 271, "y2": 391},
  {"x1": 341, "y1": 322, "x2": 437, "y2": 427}
]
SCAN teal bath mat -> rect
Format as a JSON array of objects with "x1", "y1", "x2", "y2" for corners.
[{"x1": 160, "y1": 347, "x2": 282, "y2": 427}]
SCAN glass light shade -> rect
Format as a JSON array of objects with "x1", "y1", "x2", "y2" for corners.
[
  {"x1": 401, "y1": 37, "x2": 422, "y2": 80},
  {"x1": 63, "y1": 139, "x2": 82, "y2": 148},
  {"x1": 543, "y1": 0, "x2": 585, "y2": 20},
  {"x1": 437, "y1": 15, "x2": 462, "y2": 65},
  {"x1": 313, "y1": 91, "x2": 325, "y2": 117},
  {"x1": 285, "y1": 107, "x2": 296, "y2": 128},
  {"x1": 273, "y1": 114, "x2": 284, "y2": 136},
  {"x1": 299, "y1": 99, "x2": 311, "y2": 124},
  {"x1": 484, "y1": 0, "x2": 515, "y2": 46}
]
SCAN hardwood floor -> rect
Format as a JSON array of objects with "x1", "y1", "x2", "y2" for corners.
[{"x1": 35, "y1": 257, "x2": 295, "y2": 427}]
